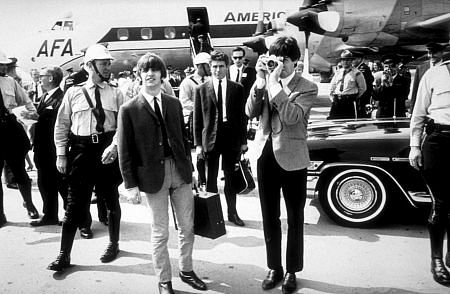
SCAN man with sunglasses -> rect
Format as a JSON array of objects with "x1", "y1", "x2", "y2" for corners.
[{"x1": 229, "y1": 46, "x2": 256, "y2": 99}]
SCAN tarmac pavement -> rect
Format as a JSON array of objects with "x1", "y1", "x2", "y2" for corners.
[{"x1": 1, "y1": 83, "x2": 449, "y2": 293}]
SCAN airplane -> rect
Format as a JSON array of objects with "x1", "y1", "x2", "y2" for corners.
[
  {"x1": 0, "y1": 0, "x2": 301, "y2": 82},
  {"x1": 247, "y1": 0, "x2": 450, "y2": 76}
]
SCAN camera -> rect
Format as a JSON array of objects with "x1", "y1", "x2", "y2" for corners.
[{"x1": 267, "y1": 60, "x2": 276, "y2": 69}]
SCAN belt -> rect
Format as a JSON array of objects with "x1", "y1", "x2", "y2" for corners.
[
  {"x1": 70, "y1": 131, "x2": 114, "y2": 144},
  {"x1": 434, "y1": 123, "x2": 450, "y2": 133},
  {"x1": 333, "y1": 94, "x2": 357, "y2": 100}
]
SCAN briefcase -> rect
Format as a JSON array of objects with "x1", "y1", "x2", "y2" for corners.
[
  {"x1": 171, "y1": 191, "x2": 226, "y2": 239},
  {"x1": 231, "y1": 155, "x2": 256, "y2": 195},
  {"x1": 194, "y1": 192, "x2": 226, "y2": 239}
]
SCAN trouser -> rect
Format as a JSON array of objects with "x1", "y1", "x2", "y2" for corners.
[
  {"x1": 328, "y1": 95, "x2": 357, "y2": 120},
  {"x1": 62, "y1": 134, "x2": 121, "y2": 245},
  {"x1": 257, "y1": 139, "x2": 307, "y2": 273},
  {"x1": 205, "y1": 123, "x2": 240, "y2": 216},
  {"x1": 145, "y1": 157, "x2": 194, "y2": 283},
  {"x1": 422, "y1": 130, "x2": 450, "y2": 258},
  {"x1": 34, "y1": 150, "x2": 68, "y2": 220},
  {"x1": 0, "y1": 115, "x2": 34, "y2": 216}
]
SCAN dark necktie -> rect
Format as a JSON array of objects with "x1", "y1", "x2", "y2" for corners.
[
  {"x1": 339, "y1": 69, "x2": 349, "y2": 92},
  {"x1": 94, "y1": 86, "x2": 105, "y2": 133},
  {"x1": 201, "y1": 76, "x2": 205, "y2": 83},
  {"x1": 35, "y1": 83, "x2": 39, "y2": 101},
  {"x1": 154, "y1": 98, "x2": 172, "y2": 156},
  {"x1": 37, "y1": 93, "x2": 48, "y2": 114},
  {"x1": 217, "y1": 80, "x2": 223, "y2": 125},
  {"x1": 235, "y1": 69, "x2": 240, "y2": 82}
]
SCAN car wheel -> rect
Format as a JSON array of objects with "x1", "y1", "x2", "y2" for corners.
[{"x1": 319, "y1": 169, "x2": 388, "y2": 227}]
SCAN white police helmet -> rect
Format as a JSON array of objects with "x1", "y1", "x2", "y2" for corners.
[
  {"x1": 84, "y1": 44, "x2": 113, "y2": 64},
  {"x1": 193, "y1": 52, "x2": 211, "y2": 65},
  {"x1": 0, "y1": 50, "x2": 12, "y2": 64}
]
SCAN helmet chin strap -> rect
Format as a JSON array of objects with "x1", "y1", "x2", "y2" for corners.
[{"x1": 91, "y1": 61, "x2": 110, "y2": 82}]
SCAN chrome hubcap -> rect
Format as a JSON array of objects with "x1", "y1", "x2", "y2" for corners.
[{"x1": 338, "y1": 178, "x2": 376, "y2": 213}]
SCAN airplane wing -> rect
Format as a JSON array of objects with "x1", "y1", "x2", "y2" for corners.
[{"x1": 406, "y1": 13, "x2": 450, "y2": 32}]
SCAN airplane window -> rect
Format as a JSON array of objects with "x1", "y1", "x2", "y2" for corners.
[
  {"x1": 52, "y1": 21, "x2": 63, "y2": 30},
  {"x1": 403, "y1": 7, "x2": 410, "y2": 15},
  {"x1": 164, "y1": 27, "x2": 176, "y2": 39},
  {"x1": 63, "y1": 21, "x2": 73, "y2": 31},
  {"x1": 117, "y1": 28, "x2": 129, "y2": 41},
  {"x1": 141, "y1": 28, "x2": 152, "y2": 40}
]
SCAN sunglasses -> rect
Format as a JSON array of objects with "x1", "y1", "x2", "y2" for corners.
[{"x1": 232, "y1": 56, "x2": 243, "y2": 60}]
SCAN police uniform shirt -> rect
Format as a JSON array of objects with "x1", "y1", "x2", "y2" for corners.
[
  {"x1": 330, "y1": 67, "x2": 366, "y2": 97},
  {"x1": 179, "y1": 73, "x2": 209, "y2": 118},
  {"x1": 0, "y1": 75, "x2": 35, "y2": 112},
  {"x1": 54, "y1": 79, "x2": 124, "y2": 156},
  {"x1": 410, "y1": 60, "x2": 450, "y2": 147}
]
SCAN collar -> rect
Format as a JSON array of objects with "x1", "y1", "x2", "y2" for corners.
[
  {"x1": 280, "y1": 71, "x2": 295, "y2": 88},
  {"x1": 46, "y1": 87, "x2": 58, "y2": 98},
  {"x1": 212, "y1": 77, "x2": 226, "y2": 86},
  {"x1": 141, "y1": 89, "x2": 162, "y2": 106},
  {"x1": 86, "y1": 79, "x2": 106, "y2": 89}
]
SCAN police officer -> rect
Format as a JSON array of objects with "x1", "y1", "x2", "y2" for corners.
[
  {"x1": 0, "y1": 49, "x2": 39, "y2": 227},
  {"x1": 409, "y1": 57, "x2": 450, "y2": 285},
  {"x1": 352, "y1": 53, "x2": 374, "y2": 118},
  {"x1": 372, "y1": 55, "x2": 410, "y2": 118},
  {"x1": 48, "y1": 44, "x2": 124, "y2": 271},
  {"x1": 328, "y1": 50, "x2": 367, "y2": 119},
  {"x1": 179, "y1": 52, "x2": 211, "y2": 188}
]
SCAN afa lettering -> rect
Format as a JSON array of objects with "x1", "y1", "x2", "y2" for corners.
[
  {"x1": 224, "y1": 11, "x2": 285, "y2": 22},
  {"x1": 37, "y1": 39, "x2": 73, "y2": 57}
]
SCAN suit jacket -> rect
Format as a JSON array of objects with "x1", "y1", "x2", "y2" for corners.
[
  {"x1": 193, "y1": 79, "x2": 247, "y2": 152},
  {"x1": 118, "y1": 93, "x2": 192, "y2": 194},
  {"x1": 410, "y1": 62, "x2": 430, "y2": 113},
  {"x1": 245, "y1": 74, "x2": 318, "y2": 171},
  {"x1": 33, "y1": 88, "x2": 64, "y2": 154},
  {"x1": 373, "y1": 74, "x2": 410, "y2": 118},
  {"x1": 228, "y1": 64, "x2": 257, "y2": 99}
]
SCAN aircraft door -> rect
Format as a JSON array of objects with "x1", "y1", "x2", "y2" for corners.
[{"x1": 187, "y1": 7, "x2": 214, "y2": 56}]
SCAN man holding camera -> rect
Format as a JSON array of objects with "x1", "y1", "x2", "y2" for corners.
[
  {"x1": 328, "y1": 50, "x2": 367, "y2": 119},
  {"x1": 245, "y1": 36, "x2": 317, "y2": 294},
  {"x1": 372, "y1": 54, "x2": 410, "y2": 118}
]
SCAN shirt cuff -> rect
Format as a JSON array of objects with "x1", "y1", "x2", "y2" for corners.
[{"x1": 56, "y1": 147, "x2": 66, "y2": 156}]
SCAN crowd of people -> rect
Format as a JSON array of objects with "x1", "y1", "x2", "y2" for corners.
[{"x1": 1, "y1": 35, "x2": 450, "y2": 294}]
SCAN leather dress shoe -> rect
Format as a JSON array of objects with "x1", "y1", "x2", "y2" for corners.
[
  {"x1": 0, "y1": 214, "x2": 6, "y2": 228},
  {"x1": 282, "y1": 273, "x2": 297, "y2": 294},
  {"x1": 262, "y1": 269, "x2": 284, "y2": 290},
  {"x1": 158, "y1": 281, "x2": 175, "y2": 294},
  {"x1": 80, "y1": 227, "x2": 93, "y2": 239},
  {"x1": 228, "y1": 213, "x2": 245, "y2": 226},
  {"x1": 431, "y1": 258, "x2": 450, "y2": 285},
  {"x1": 179, "y1": 271, "x2": 207, "y2": 291},
  {"x1": 30, "y1": 218, "x2": 59, "y2": 227},
  {"x1": 47, "y1": 252, "x2": 71, "y2": 272},
  {"x1": 100, "y1": 242, "x2": 119, "y2": 263}
]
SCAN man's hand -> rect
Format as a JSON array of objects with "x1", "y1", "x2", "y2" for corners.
[
  {"x1": 126, "y1": 187, "x2": 142, "y2": 204},
  {"x1": 240, "y1": 144, "x2": 248, "y2": 153},
  {"x1": 409, "y1": 147, "x2": 422, "y2": 170},
  {"x1": 20, "y1": 110, "x2": 39, "y2": 120},
  {"x1": 196, "y1": 145, "x2": 203, "y2": 156},
  {"x1": 101, "y1": 144, "x2": 118, "y2": 165},
  {"x1": 255, "y1": 55, "x2": 269, "y2": 80},
  {"x1": 56, "y1": 155, "x2": 67, "y2": 174}
]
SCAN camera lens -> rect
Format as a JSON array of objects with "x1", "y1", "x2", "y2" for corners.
[{"x1": 267, "y1": 60, "x2": 276, "y2": 68}]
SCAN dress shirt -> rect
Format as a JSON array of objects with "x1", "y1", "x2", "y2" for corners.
[
  {"x1": 141, "y1": 90, "x2": 162, "y2": 115},
  {"x1": 43, "y1": 87, "x2": 58, "y2": 103},
  {"x1": 269, "y1": 71, "x2": 295, "y2": 98},
  {"x1": 229, "y1": 64, "x2": 243, "y2": 83},
  {"x1": 212, "y1": 77, "x2": 227, "y2": 122},
  {"x1": 0, "y1": 76, "x2": 35, "y2": 112},
  {"x1": 54, "y1": 79, "x2": 124, "y2": 156},
  {"x1": 410, "y1": 61, "x2": 450, "y2": 147}
]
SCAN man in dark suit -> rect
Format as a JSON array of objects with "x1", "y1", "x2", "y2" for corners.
[
  {"x1": 410, "y1": 42, "x2": 448, "y2": 113},
  {"x1": 246, "y1": 36, "x2": 318, "y2": 294},
  {"x1": 194, "y1": 50, "x2": 248, "y2": 227},
  {"x1": 228, "y1": 46, "x2": 256, "y2": 99},
  {"x1": 118, "y1": 53, "x2": 206, "y2": 294},
  {"x1": 30, "y1": 66, "x2": 68, "y2": 226}
]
